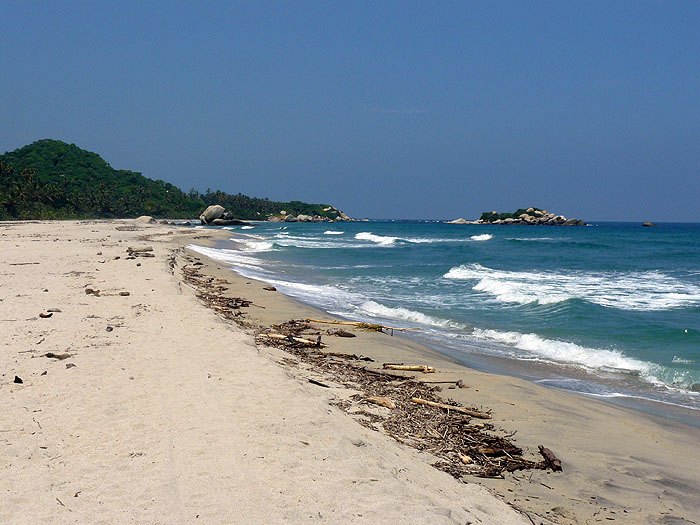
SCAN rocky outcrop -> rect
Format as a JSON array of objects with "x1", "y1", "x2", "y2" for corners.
[
  {"x1": 199, "y1": 205, "x2": 225, "y2": 224},
  {"x1": 642, "y1": 222, "x2": 657, "y2": 227},
  {"x1": 134, "y1": 215, "x2": 156, "y2": 224},
  {"x1": 269, "y1": 209, "x2": 355, "y2": 223},
  {"x1": 446, "y1": 207, "x2": 586, "y2": 226},
  {"x1": 199, "y1": 205, "x2": 250, "y2": 226}
]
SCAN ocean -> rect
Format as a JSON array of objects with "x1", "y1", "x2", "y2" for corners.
[{"x1": 189, "y1": 221, "x2": 700, "y2": 426}]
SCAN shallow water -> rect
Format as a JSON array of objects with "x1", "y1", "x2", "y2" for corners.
[{"x1": 189, "y1": 220, "x2": 700, "y2": 425}]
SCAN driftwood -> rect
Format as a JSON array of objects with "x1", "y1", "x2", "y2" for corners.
[
  {"x1": 332, "y1": 329, "x2": 356, "y2": 338},
  {"x1": 384, "y1": 364, "x2": 435, "y2": 373},
  {"x1": 410, "y1": 397, "x2": 491, "y2": 419},
  {"x1": 126, "y1": 246, "x2": 155, "y2": 258},
  {"x1": 180, "y1": 262, "x2": 555, "y2": 480},
  {"x1": 365, "y1": 396, "x2": 397, "y2": 409},
  {"x1": 44, "y1": 352, "x2": 72, "y2": 360},
  {"x1": 259, "y1": 333, "x2": 328, "y2": 348},
  {"x1": 306, "y1": 318, "x2": 421, "y2": 335},
  {"x1": 538, "y1": 445, "x2": 562, "y2": 471}
]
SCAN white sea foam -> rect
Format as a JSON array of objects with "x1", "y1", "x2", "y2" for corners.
[
  {"x1": 324, "y1": 231, "x2": 344, "y2": 235},
  {"x1": 472, "y1": 328, "x2": 656, "y2": 376},
  {"x1": 241, "y1": 240, "x2": 275, "y2": 252},
  {"x1": 241, "y1": 225, "x2": 255, "y2": 229},
  {"x1": 443, "y1": 263, "x2": 700, "y2": 311},
  {"x1": 355, "y1": 232, "x2": 398, "y2": 245},
  {"x1": 273, "y1": 234, "x2": 358, "y2": 249},
  {"x1": 470, "y1": 234, "x2": 493, "y2": 241},
  {"x1": 186, "y1": 244, "x2": 267, "y2": 271},
  {"x1": 358, "y1": 300, "x2": 465, "y2": 328}
]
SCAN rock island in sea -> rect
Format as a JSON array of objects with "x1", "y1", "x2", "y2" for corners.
[{"x1": 446, "y1": 207, "x2": 586, "y2": 225}]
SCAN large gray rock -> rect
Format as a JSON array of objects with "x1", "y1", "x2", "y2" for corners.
[
  {"x1": 446, "y1": 218, "x2": 469, "y2": 224},
  {"x1": 296, "y1": 214, "x2": 313, "y2": 222},
  {"x1": 199, "y1": 205, "x2": 225, "y2": 224},
  {"x1": 135, "y1": 215, "x2": 156, "y2": 224},
  {"x1": 284, "y1": 215, "x2": 298, "y2": 222},
  {"x1": 563, "y1": 218, "x2": 579, "y2": 226}
]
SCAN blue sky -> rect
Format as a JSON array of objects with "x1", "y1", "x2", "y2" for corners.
[{"x1": 1, "y1": 1, "x2": 698, "y2": 221}]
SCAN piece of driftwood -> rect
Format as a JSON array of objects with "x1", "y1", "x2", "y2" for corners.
[
  {"x1": 384, "y1": 364, "x2": 435, "y2": 373},
  {"x1": 410, "y1": 397, "x2": 491, "y2": 419},
  {"x1": 306, "y1": 318, "x2": 421, "y2": 335},
  {"x1": 538, "y1": 445, "x2": 562, "y2": 471},
  {"x1": 458, "y1": 453, "x2": 472, "y2": 464},
  {"x1": 262, "y1": 286, "x2": 277, "y2": 291},
  {"x1": 333, "y1": 329, "x2": 356, "y2": 338},
  {"x1": 39, "y1": 312, "x2": 53, "y2": 318},
  {"x1": 365, "y1": 396, "x2": 397, "y2": 409},
  {"x1": 478, "y1": 446, "x2": 522, "y2": 457},
  {"x1": 308, "y1": 378, "x2": 330, "y2": 388},
  {"x1": 126, "y1": 246, "x2": 155, "y2": 258},
  {"x1": 44, "y1": 352, "x2": 72, "y2": 360},
  {"x1": 260, "y1": 333, "x2": 328, "y2": 348}
]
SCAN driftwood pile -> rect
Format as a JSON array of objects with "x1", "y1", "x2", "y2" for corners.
[
  {"x1": 255, "y1": 320, "x2": 557, "y2": 479},
  {"x1": 179, "y1": 264, "x2": 562, "y2": 480},
  {"x1": 181, "y1": 265, "x2": 253, "y2": 324}
]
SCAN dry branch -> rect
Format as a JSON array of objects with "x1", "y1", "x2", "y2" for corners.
[
  {"x1": 410, "y1": 397, "x2": 491, "y2": 419},
  {"x1": 384, "y1": 364, "x2": 435, "y2": 373}
]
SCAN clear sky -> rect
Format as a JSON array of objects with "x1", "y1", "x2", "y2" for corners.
[{"x1": 1, "y1": 1, "x2": 698, "y2": 221}]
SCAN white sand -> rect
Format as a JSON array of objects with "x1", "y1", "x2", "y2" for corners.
[{"x1": 0, "y1": 220, "x2": 523, "y2": 524}]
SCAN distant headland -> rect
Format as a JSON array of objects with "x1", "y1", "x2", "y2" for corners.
[
  {"x1": 0, "y1": 139, "x2": 352, "y2": 222},
  {"x1": 446, "y1": 207, "x2": 586, "y2": 226}
]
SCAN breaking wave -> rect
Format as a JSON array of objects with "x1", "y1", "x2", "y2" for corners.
[
  {"x1": 444, "y1": 264, "x2": 700, "y2": 311},
  {"x1": 358, "y1": 300, "x2": 466, "y2": 329}
]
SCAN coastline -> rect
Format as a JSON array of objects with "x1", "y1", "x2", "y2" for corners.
[
  {"x1": 2, "y1": 220, "x2": 698, "y2": 523},
  {"x1": 187, "y1": 227, "x2": 700, "y2": 523}
]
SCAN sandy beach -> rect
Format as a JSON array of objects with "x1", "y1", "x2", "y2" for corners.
[{"x1": 2, "y1": 220, "x2": 699, "y2": 524}]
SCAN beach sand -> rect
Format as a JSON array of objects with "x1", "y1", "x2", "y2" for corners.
[
  {"x1": 2, "y1": 220, "x2": 699, "y2": 524},
  {"x1": 0, "y1": 220, "x2": 523, "y2": 524}
]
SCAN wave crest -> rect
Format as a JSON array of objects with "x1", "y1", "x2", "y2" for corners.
[{"x1": 444, "y1": 264, "x2": 700, "y2": 311}]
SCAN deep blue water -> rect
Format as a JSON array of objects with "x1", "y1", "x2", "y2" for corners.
[{"x1": 189, "y1": 221, "x2": 700, "y2": 422}]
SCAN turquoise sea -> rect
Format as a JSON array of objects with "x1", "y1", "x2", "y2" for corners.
[{"x1": 189, "y1": 221, "x2": 700, "y2": 426}]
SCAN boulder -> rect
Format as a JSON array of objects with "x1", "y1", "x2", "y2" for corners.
[
  {"x1": 446, "y1": 218, "x2": 469, "y2": 224},
  {"x1": 284, "y1": 215, "x2": 298, "y2": 222},
  {"x1": 642, "y1": 222, "x2": 657, "y2": 227},
  {"x1": 135, "y1": 216, "x2": 156, "y2": 224},
  {"x1": 221, "y1": 210, "x2": 234, "y2": 220},
  {"x1": 297, "y1": 214, "x2": 314, "y2": 222},
  {"x1": 268, "y1": 215, "x2": 283, "y2": 222},
  {"x1": 199, "y1": 205, "x2": 225, "y2": 224},
  {"x1": 563, "y1": 218, "x2": 579, "y2": 226}
]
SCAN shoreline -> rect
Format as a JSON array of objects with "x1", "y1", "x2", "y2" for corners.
[
  {"x1": 187, "y1": 228, "x2": 700, "y2": 523},
  {"x1": 198, "y1": 221, "x2": 700, "y2": 429},
  {"x1": 2, "y1": 220, "x2": 698, "y2": 523}
]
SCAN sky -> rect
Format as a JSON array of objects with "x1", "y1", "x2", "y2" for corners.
[{"x1": 1, "y1": 1, "x2": 699, "y2": 221}]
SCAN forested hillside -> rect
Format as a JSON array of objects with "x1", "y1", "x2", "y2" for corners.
[{"x1": 0, "y1": 140, "x2": 343, "y2": 220}]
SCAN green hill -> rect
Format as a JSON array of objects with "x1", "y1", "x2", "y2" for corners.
[{"x1": 0, "y1": 139, "x2": 344, "y2": 220}]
